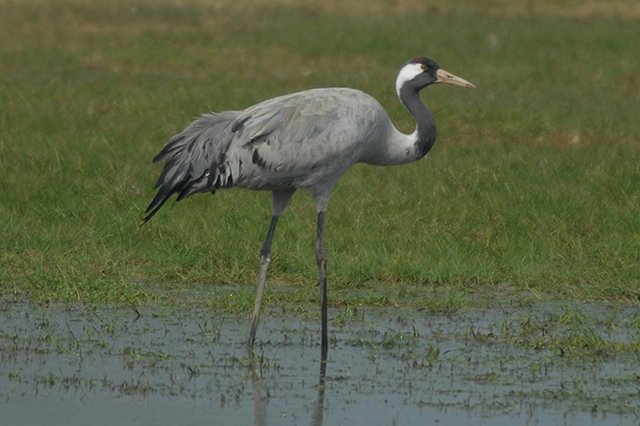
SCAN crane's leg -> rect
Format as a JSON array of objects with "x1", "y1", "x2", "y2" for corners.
[
  {"x1": 247, "y1": 215, "x2": 279, "y2": 349},
  {"x1": 247, "y1": 190, "x2": 294, "y2": 351},
  {"x1": 316, "y1": 211, "x2": 329, "y2": 361}
]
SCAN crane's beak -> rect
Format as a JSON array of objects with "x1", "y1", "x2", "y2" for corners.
[{"x1": 436, "y1": 68, "x2": 476, "y2": 89}]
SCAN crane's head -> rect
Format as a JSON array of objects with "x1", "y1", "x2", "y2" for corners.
[{"x1": 395, "y1": 57, "x2": 475, "y2": 98}]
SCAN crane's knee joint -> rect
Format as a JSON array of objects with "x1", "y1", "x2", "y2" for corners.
[{"x1": 315, "y1": 248, "x2": 327, "y2": 267}]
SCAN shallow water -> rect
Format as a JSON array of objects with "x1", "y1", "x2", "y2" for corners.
[{"x1": 1, "y1": 301, "x2": 639, "y2": 425}]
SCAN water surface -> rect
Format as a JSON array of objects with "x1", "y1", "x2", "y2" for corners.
[{"x1": 1, "y1": 301, "x2": 639, "y2": 425}]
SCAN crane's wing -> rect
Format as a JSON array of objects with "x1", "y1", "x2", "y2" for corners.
[
  {"x1": 145, "y1": 88, "x2": 385, "y2": 222},
  {"x1": 143, "y1": 110, "x2": 239, "y2": 222},
  {"x1": 227, "y1": 88, "x2": 383, "y2": 185}
]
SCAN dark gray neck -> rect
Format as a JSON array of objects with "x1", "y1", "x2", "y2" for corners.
[{"x1": 399, "y1": 85, "x2": 436, "y2": 158}]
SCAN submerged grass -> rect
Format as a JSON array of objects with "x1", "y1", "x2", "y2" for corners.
[
  {"x1": 0, "y1": 0, "x2": 638, "y2": 308},
  {"x1": 3, "y1": 302, "x2": 638, "y2": 421}
]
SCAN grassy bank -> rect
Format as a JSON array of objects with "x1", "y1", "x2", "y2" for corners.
[{"x1": 1, "y1": 0, "x2": 638, "y2": 308}]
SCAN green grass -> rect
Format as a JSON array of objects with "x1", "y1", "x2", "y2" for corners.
[{"x1": 1, "y1": 0, "x2": 638, "y2": 307}]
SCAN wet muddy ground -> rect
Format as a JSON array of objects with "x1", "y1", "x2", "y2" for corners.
[{"x1": 1, "y1": 299, "x2": 639, "y2": 425}]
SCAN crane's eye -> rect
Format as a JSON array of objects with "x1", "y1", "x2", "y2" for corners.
[{"x1": 420, "y1": 64, "x2": 429, "y2": 72}]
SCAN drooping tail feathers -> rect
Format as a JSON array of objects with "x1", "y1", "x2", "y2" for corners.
[{"x1": 142, "y1": 111, "x2": 240, "y2": 224}]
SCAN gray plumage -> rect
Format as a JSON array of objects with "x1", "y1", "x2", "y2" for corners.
[{"x1": 144, "y1": 57, "x2": 474, "y2": 357}]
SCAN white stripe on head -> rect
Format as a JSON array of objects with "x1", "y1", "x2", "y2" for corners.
[{"x1": 395, "y1": 63, "x2": 424, "y2": 98}]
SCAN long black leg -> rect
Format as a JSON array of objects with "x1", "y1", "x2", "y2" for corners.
[
  {"x1": 247, "y1": 214, "x2": 279, "y2": 350},
  {"x1": 246, "y1": 190, "x2": 294, "y2": 351},
  {"x1": 316, "y1": 211, "x2": 328, "y2": 360}
]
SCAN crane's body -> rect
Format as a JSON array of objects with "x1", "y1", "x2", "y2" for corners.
[
  {"x1": 145, "y1": 57, "x2": 475, "y2": 359},
  {"x1": 145, "y1": 87, "x2": 437, "y2": 219}
]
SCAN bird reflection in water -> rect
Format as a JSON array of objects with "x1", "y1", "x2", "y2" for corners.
[{"x1": 247, "y1": 350, "x2": 327, "y2": 426}]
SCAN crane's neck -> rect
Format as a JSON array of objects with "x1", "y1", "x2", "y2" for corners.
[
  {"x1": 357, "y1": 85, "x2": 437, "y2": 167},
  {"x1": 398, "y1": 85, "x2": 436, "y2": 160},
  {"x1": 362, "y1": 86, "x2": 437, "y2": 166}
]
